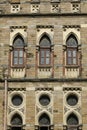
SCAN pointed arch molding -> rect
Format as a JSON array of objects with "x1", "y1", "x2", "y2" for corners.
[
  {"x1": 36, "y1": 25, "x2": 54, "y2": 46},
  {"x1": 10, "y1": 26, "x2": 27, "y2": 46},
  {"x1": 63, "y1": 25, "x2": 81, "y2": 46}
]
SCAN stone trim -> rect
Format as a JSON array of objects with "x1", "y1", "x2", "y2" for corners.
[
  {"x1": 63, "y1": 87, "x2": 82, "y2": 91},
  {"x1": 36, "y1": 25, "x2": 54, "y2": 29},
  {"x1": 63, "y1": 25, "x2": 80, "y2": 31},
  {"x1": 6, "y1": 78, "x2": 87, "y2": 82},
  {"x1": 35, "y1": 87, "x2": 54, "y2": 91},
  {"x1": 10, "y1": 26, "x2": 27, "y2": 31},
  {"x1": 1, "y1": 13, "x2": 87, "y2": 17},
  {"x1": 8, "y1": 88, "x2": 26, "y2": 91}
]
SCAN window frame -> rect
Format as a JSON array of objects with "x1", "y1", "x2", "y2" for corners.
[
  {"x1": 66, "y1": 47, "x2": 78, "y2": 66},
  {"x1": 12, "y1": 47, "x2": 24, "y2": 67},
  {"x1": 39, "y1": 47, "x2": 51, "y2": 66}
]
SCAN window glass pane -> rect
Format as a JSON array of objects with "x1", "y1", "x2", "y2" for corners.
[
  {"x1": 73, "y1": 58, "x2": 77, "y2": 64},
  {"x1": 66, "y1": 35, "x2": 77, "y2": 47},
  {"x1": 73, "y1": 50, "x2": 76, "y2": 57},
  {"x1": 68, "y1": 50, "x2": 72, "y2": 57},
  {"x1": 40, "y1": 36, "x2": 51, "y2": 47},
  {"x1": 14, "y1": 50, "x2": 18, "y2": 57},
  {"x1": 46, "y1": 58, "x2": 50, "y2": 64},
  {"x1": 41, "y1": 58, "x2": 45, "y2": 64},
  {"x1": 68, "y1": 58, "x2": 72, "y2": 65},
  {"x1": 14, "y1": 58, "x2": 18, "y2": 65},
  {"x1": 46, "y1": 50, "x2": 50, "y2": 57},
  {"x1": 41, "y1": 50, "x2": 45, "y2": 57},
  {"x1": 19, "y1": 50, "x2": 23, "y2": 57},
  {"x1": 19, "y1": 58, "x2": 23, "y2": 64},
  {"x1": 13, "y1": 36, "x2": 24, "y2": 47}
]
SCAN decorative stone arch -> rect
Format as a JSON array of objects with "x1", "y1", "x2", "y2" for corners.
[
  {"x1": 38, "y1": 112, "x2": 51, "y2": 125},
  {"x1": 8, "y1": 111, "x2": 24, "y2": 125},
  {"x1": 38, "y1": 32, "x2": 52, "y2": 46},
  {"x1": 65, "y1": 32, "x2": 79, "y2": 46},
  {"x1": 36, "y1": 25, "x2": 54, "y2": 46},
  {"x1": 63, "y1": 25, "x2": 81, "y2": 46},
  {"x1": 64, "y1": 111, "x2": 82, "y2": 125},
  {"x1": 66, "y1": 113, "x2": 79, "y2": 125},
  {"x1": 11, "y1": 113, "x2": 23, "y2": 125},
  {"x1": 10, "y1": 26, "x2": 27, "y2": 46},
  {"x1": 36, "y1": 111, "x2": 52, "y2": 125},
  {"x1": 12, "y1": 33, "x2": 26, "y2": 47}
]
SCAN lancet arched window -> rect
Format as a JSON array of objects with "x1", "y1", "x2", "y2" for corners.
[
  {"x1": 39, "y1": 113, "x2": 50, "y2": 125},
  {"x1": 39, "y1": 35, "x2": 51, "y2": 66},
  {"x1": 11, "y1": 114, "x2": 22, "y2": 125},
  {"x1": 67, "y1": 113, "x2": 78, "y2": 126},
  {"x1": 13, "y1": 35, "x2": 25, "y2": 66},
  {"x1": 66, "y1": 34, "x2": 78, "y2": 65}
]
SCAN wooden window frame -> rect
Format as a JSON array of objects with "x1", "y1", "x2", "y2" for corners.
[
  {"x1": 66, "y1": 47, "x2": 78, "y2": 66},
  {"x1": 12, "y1": 48, "x2": 24, "y2": 67},
  {"x1": 39, "y1": 47, "x2": 51, "y2": 67}
]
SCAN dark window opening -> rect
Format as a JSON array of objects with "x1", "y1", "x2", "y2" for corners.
[
  {"x1": 12, "y1": 95, "x2": 23, "y2": 106},
  {"x1": 67, "y1": 114, "x2": 78, "y2": 126},
  {"x1": 11, "y1": 127, "x2": 22, "y2": 130},
  {"x1": 67, "y1": 94, "x2": 78, "y2": 106},
  {"x1": 11, "y1": 114, "x2": 22, "y2": 125},
  {"x1": 39, "y1": 94, "x2": 50, "y2": 106},
  {"x1": 40, "y1": 126, "x2": 49, "y2": 130},
  {"x1": 39, "y1": 113, "x2": 50, "y2": 125}
]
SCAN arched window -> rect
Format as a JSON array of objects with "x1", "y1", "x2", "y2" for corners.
[
  {"x1": 11, "y1": 114, "x2": 22, "y2": 125},
  {"x1": 13, "y1": 35, "x2": 25, "y2": 66},
  {"x1": 39, "y1": 35, "x2": 51, "y2": 66},
  {"x1": 67, "y1": 114, "x2": 78, "y2": 126},
  {"x1": 66, "y1": 34, "x2": 78, "y2": 65},
  {"x1": 39, "y1": 113, "x2": 50, "y2": 125}
]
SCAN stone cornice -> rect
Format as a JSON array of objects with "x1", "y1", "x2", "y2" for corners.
[
  {"x1": 0, "y1": 78, "x2": 87, "y2": 82},
  {"x1": 63, "y1": 87, "x2": 82, "y2": 91},
  {"x1": 0, "y1": 13, "x2": 87, "y2": 17},
  {"x1": 4, "y1": 78, "x2": 87, "y2": 82}
]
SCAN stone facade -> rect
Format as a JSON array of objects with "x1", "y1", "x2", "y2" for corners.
[{"x1": 1, "y1": 0, "x2": 87, "y2": 130}]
